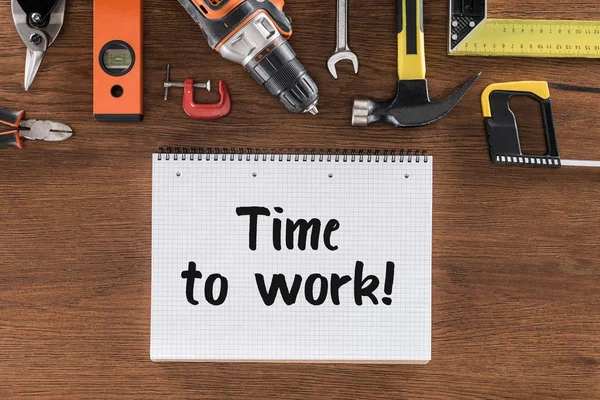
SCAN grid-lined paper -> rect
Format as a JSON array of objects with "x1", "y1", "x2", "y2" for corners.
[{"x1": 151, "y1": 153, "x2": 432, "y2": 362}]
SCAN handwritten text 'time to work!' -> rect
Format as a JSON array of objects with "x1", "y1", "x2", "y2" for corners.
[{"x1": 181, "y1": 207, "x2": 396, "y2": 307}]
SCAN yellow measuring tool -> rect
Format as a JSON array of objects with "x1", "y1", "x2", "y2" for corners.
[{"x1": 449, "y1": 0, "x2": 600, "y2": 57}]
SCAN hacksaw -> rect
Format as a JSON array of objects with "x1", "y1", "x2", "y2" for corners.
[
  {"x1": 481, "y1": 81, "x2": 600, "y2": 168},
  {"x1": 449, "y1": 0, "x2": 600, "y2": 58}
]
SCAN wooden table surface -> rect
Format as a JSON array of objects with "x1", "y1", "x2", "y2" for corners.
[{"x1": 1, "y1": 0, "x2": 599, "y2": 398}]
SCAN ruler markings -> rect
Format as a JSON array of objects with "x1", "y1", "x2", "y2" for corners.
[{"x1": 453, "y1": 19, "x2": 600, "y2": 57}]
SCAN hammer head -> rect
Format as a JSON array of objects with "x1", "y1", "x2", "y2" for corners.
[{"x1": 352, "y1": 73, "x2": 481, "y2": 127}]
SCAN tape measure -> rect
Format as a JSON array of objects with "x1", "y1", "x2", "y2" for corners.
[{"x1": 449, "y1": 0, "x2": 600, "y2": 58}]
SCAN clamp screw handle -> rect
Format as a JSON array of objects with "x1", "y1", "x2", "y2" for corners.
[{"x1": 163, "y1": 64, "x2": 211, "y2": 101}]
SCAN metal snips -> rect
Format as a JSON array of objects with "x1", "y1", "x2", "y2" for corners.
[{"x1": 11, "y1": 0, "x2": 66, "y2": 91}]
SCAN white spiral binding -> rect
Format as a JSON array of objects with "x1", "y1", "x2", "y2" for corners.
[{"x1": 157, "y1": 148, "x2": 428, "y2": 163}]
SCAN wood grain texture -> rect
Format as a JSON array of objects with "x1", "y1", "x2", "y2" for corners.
[{"x1": 0, "y1": 0, "x2": 599, "y2": 398}]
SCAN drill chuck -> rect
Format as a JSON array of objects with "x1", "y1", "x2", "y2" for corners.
[{"x1": 245, "y1": 39, "x2": 319, "y2": 114}]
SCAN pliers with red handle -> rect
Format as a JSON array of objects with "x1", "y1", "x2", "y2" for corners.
[{"x1": 0, "y1": 107, "x2": 72, "y2": 149}]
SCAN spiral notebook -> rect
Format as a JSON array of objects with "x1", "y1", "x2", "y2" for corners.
[{"x1": 151, "y1": 150, "x2": 432, "y2": 363}]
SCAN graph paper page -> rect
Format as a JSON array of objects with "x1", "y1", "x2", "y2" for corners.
[{"x1": 151, "y1": 153, "x2": 432, "y2": 362}]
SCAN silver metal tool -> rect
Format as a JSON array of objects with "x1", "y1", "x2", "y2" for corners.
[
  {"x1": 327, "y1": 0, "x2": 358, "y2": 79},
  {"x1": 0, "y1": 106, "x2": 72, "y2": 149},
  {"x1": 163, "y1": 64, "x2": 211, "y2": 101},
  {"x1": 11, "y1": 0, "x2": 66, "y2": 91},
  {"x1": 18, "y1": 120, "x2": 73, "y2": 142}
]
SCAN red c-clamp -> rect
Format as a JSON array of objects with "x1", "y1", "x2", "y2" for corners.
[
  {"x1": 163, "y1": 65, "x2": 232, "y2": 120},
  {"x1": 183, "y1": 79, "x2": 231, "y2": 120}
]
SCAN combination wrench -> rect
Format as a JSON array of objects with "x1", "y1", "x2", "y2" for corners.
[{"x1": 327, "y1": 0, "x2": 358, "y2": 79}]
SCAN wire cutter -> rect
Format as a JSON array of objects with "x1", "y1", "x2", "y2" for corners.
[
  {"x1": 0, "y1": 107, "x2": 72, "y2": 149},
  {"x1": 11, "y1": 0, "x2": 66, "y2": 91}
]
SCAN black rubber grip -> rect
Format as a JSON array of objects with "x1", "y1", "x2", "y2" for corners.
[
  {"x1": 486, "y1": 90, "x2": 560, "y2": 167},
  {"x1": 0, "y1": 131, "x2": 22, "y2": 149},
  {"x1": 0, "y1": 107, "x2": 23, "y2": 127},
  {"x1": 398, "y1": 0, "x2": 423, "y2": 55}
]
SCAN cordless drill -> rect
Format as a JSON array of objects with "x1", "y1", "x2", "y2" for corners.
[{"x1": 178, "y1": 0, "x2": 319, "y2": 115}]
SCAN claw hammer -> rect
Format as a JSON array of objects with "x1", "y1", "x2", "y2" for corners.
[{"x1": 352, "y1": 0, "x2": 480, "y2": 127}]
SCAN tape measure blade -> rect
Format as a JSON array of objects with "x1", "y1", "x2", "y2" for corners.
[
  {"x1": 451, "y1": 19, "x2": 600, "y2": 58},
  {"x1": 561, "y1": 159, "x2": 600, "y2": 168}
]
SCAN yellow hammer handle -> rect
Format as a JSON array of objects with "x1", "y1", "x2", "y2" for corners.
[{"x1": 397, "y1": 0, "x2": 426, "y2": 80}]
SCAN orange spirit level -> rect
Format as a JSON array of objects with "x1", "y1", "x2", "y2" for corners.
[{"x1": 93, "y1": 0, "x2": 143, "y2": 122}]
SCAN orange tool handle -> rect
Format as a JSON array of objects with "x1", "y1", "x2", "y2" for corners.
[
  {"x1": 0, "y1": 131, "x2": 24, "y2": 149},
  {"x1": 183, "y1": 80, "x2": 232, "y2": 120}
]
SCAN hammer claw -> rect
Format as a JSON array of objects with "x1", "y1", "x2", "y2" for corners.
[{"x1": 352, "y1": 73, "x2": 481, "y2": 127}]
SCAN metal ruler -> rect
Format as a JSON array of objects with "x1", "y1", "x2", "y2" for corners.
[{"x1": 449, "y1": 0, "x2": 600, "y2": 58}]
